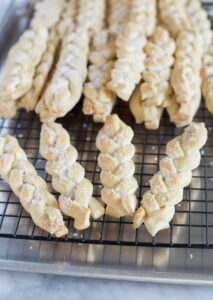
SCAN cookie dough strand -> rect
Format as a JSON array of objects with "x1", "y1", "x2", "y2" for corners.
[
  {"x1": 158, "y1": 0, "x2": 190, "y2": 37},
  {"x1": 130, "y1": 26, "x2": 175, "y2": 129},
  {"x1": 0, "y1": 135, "x2": 68, "y2": 237},
  {"x1": 40, "y1": 122, "x2": 105, "y2": 230},
  {"x1": 166, "y1": 30, "x2": 203, "y2": 127},
  {"x1": 133, "y1": 123, "x2": 207, "y2": 236},
  {"x1": 107, "y1": 0, "x2": 156, "y2": 101},
  {"x1": 202, "y1": 44, "x2": 213, "y2": 113},
  {"x1": 96, "y1": 114, "x2": 138, "y2": 218}
]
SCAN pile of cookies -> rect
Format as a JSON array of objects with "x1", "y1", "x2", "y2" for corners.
[{"x1": 0, "y1": 0, "x2": 211, "y2": 237}]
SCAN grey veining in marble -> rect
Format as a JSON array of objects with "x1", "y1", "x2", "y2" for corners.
[{"x1": 1, "y1": 271, "x2": 213, "y2": 300}]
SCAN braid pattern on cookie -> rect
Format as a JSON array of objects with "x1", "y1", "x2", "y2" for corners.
[
  {"x1": 130, "y1": 26, "x2": 175, "y2": 129},
  {"x1": 40, "y1": 122, "x2": 104, "y2": 230},
  {"x1": 107, "y1": 0, "x2": 156, "y2": 101},
  {"x1": 166, "y1": 30, "x2": 203, "y2": 127},
  {"x1": 133, "y1": 123, "x2": 207, "y2": 236},
  {"x1": 96, "y1": 114, "x2": 138, "y2": 218},
  {"x1": 0, "y1": 135, "x2": 68, "y2": 237}
]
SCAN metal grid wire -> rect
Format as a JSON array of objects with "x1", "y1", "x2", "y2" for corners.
[
  {"x1": 0, "y1": 0, "x2": 213, "y2": 249},
  {"x1": 0, "y1": 102, "x2": 213, "y2": 249}
]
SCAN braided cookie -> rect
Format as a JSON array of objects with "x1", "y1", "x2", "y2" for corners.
[
  {"x1": 202, "y1": 44, "x2": 213, "y2": 113},
  {"x1": 133, "y1": 123, "x2": 207, "y2": 236},
  {"x1": 166, "y1": 30, "x2": 203, "y2": 127},
  {"x1": 130, "y1": 26, "x2": 175, "y2": 129},
  {"x1": 82, "y1": 0, "x2": 131, "y2": 122},
  {"x1": 107, "y1": 0, "x2": 156, "y2": 101},
  {"x1": 96, "y1": 114, "x2": 138, "y2": 218},
  {"x1": 17, "y1": 27, "x2": 60, "y2": 112},
  {"x1": 185, "y1": 0, "x2": 212, "y2": 50},
  {"x1": 36, "y1": 26, "x2": 89, "y2": 122},
  {"x1": 36, "y1": 0, "x2": 106, "y2": 122},
  {"x1": 17, "y1": 0, "x2": 74, "y2": 112},
  {"x1": 83, "y1": 31, "x2": 116, "y2": 122},
  {"x1": 0, "y1": 27, "x2": 48, "y2": 118},
  {"x1": 0, "y1": 0, "x2": 66, "y2": 118},
  {"x1": 40, "y1": 122, "x2": 105, "y2": 230},
  {"x1": 0, "y1": 135, "x2": 68, "y2": 237}
]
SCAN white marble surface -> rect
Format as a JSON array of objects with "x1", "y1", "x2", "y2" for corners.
[{"x1": 1, "y1": 270, "x2": 213, "y2": 300}]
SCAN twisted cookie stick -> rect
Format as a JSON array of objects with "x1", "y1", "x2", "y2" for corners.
[
  {"x1": 82, "y1": 0, "x2": 130, "y2": 122},
  {"x1": 130, "y1": 26, "x2": 175, "y2": 129},
  {"x1": 0, "y1": 0, "x2": 65, "y2": 118},
  {"x1": 17, "y1": 0, "x2": 74, "y2": 112},
  {"x1": 36, "y1": 26, "x2": 89, "y2": 122},
  {"x1": 133, "y1": 123, "x2": 207, "y2": 236},
  {"x1": 0, "y1": 27, "x2": 48, "y2": 118},
  {"x1": 202, "y1": 44, "x2": 213, "y2": 113},
  {"x1": 166, "y1": 30, "x2": 203, "y2": 127},
  {"x1": 40, "y1": 122, "x2": 104, "y2": 230},
  {"x1": 0, "y1": 135, "x2": 68, "y2": 237},
  {"x1": 17, "y1": 27, "x2": 60, "y2": 112},
  {"x1": 36, "y1": 0, "x2": 105, "y2": 122},
  {"x1": 108, "y1": 0, "x2": 156, "y2": 101},
  {"x1": 96, "y1": 114, "x2": 138, "y2": 218},
  {"x1": 185, "y1": 0, "x2": 212, "y2": 50},
  {"x1": 83, "y1": 31, "x2": 116, "y2": 122},
  {"x1": 158, "y1": 0, "x2": 190, "y2": 37}
]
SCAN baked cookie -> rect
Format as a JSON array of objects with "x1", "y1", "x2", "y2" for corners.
[
  {"x1": 40, "y1": 122, "x2": 104, "y2": 230},
  {"x1": 107, "y1": 0, "x2": 156, "y2": 101},
  {"x1": 166, "y1": 30, "x2": 203, "y2": 127},
  {"x1": 133, "y1": 123, "x2": 207, "y2": 236},
  {"x1": 0, "y1": 135, "x2": 68, "y2": 237},
  {"x1": 130, "y1": 26, "x2": 175, "y2": 129},
  {"x1": 96, "y1": 114, "x2": 138, "y2": 218}
]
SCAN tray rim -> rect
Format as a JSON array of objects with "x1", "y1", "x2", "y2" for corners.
[{"x1": 0, "y1": 257, "x2": 213, "y2": 285}]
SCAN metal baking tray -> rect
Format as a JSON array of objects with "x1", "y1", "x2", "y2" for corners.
[{"x1": 1, "y1": 0, "x2": 213, "y2": 285}]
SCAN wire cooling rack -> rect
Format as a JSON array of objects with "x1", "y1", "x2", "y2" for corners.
[
  {"x1": 0, "y1": 101, "x2": 213, "y2": 249},
  {"x1": 0, "y1": 0, "x2": 213, "y2": 251}
]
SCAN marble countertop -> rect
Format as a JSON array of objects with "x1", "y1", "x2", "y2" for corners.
[{"x1": 1, "y1": 270, "x2": 213, "y2": 300}]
